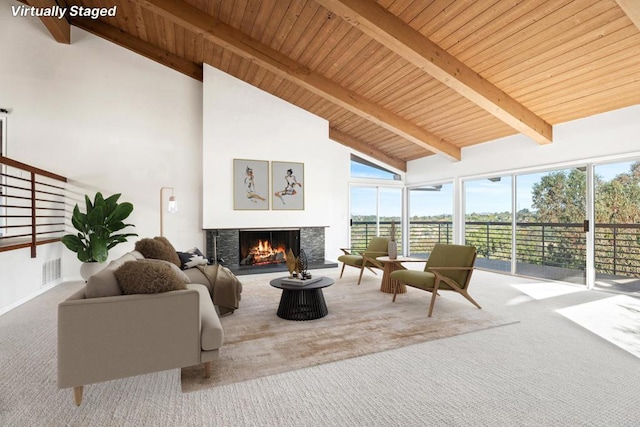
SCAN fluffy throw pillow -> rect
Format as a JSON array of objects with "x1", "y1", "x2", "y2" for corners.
[
  {"x1": 134, "y1": 237, "x2": 181, "y2": 267},
  {"x1": 154, "y1": 236, "x2": 182, "y2": 267},
  {"x1": 114, "y1": 260, "x2": 187, "y2": 295},
  {"x1": 140, "y1": 258, "x2": 191, "y2": 284},
  {"x1": 177, "y1": 247, "x2": 209, "y2": 270}
]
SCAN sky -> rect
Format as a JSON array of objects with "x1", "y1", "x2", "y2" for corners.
[{"x1": 350, "y1": 160, "x2": 636, "y2": 218}]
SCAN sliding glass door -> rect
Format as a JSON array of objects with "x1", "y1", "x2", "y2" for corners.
[
  {"x1": 593, "y1": 160, "x2": 640, "y2": 294},
  {"x1": 515, "y1": 168, "x2": 587, "y2": 285}
]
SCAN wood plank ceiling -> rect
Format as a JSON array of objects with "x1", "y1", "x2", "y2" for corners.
[{"x1": 29, "y1": 0, "x2": 640, "y2": 171}]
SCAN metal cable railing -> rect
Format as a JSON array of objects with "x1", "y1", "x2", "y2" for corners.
[{"x1": 351, "y1": 220, "x2": 640, "y2": 278}]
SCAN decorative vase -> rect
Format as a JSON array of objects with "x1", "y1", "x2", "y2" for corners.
[
  {"x1": 388, "y1": 240, "x2": 398, "y2": 260},
  {"x1": 80, "y1": 262, "x2": 106, "y2": 281}
]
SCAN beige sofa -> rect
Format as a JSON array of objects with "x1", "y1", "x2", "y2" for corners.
[{"x1": 57, "y1": 251, "x2": 224, "y2": 405}]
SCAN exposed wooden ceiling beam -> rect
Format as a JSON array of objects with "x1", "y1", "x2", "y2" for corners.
[
  {"x1": 615, "y1": 0, "x2": 640, "y2": 31},
  {"x1": 134, "y1": 0, "x2": 461, "y2": 161},
  {"x1": 70, "y1": 18, "x2": 203, "y2": 81},
  {"x1": 315, "y1": 0, "x2": 553, "y2": 146},
  {"x1": 329, "y1": 128, "x2": 406, "y2": 172},
  {"x1": 25, "y1": 0, "x2": 70, "y2": 44}
]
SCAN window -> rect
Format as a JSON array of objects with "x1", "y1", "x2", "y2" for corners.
[
  {"x1": 350, "y1": 154, "x2": 401, "y2": 180},
  {"x1": 349, "y1": 185, "x2": 402, "y2": 252}
]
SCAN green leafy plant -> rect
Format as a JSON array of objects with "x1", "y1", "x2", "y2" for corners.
[{"x1": 61, "y1": 192, "x2": 137, "y2": 263}]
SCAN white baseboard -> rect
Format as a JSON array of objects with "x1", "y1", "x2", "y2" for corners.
[{"x1": 0, "y1": 277, "x2": 73, "y2": 317}]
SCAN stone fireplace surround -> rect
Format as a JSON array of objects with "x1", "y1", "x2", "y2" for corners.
[{"x1": 206, "y1": 227, "x2": 338, "y2": 275}]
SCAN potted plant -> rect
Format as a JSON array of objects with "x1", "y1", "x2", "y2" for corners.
[{"x1": 61, "y1": 192, "x2": 137, "y2": 278}]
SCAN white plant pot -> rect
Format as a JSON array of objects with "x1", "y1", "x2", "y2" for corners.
[
  {"x1": 388, "y1": 240, "x2": 398, "y2": 260},
  {"x1": 80, "y1": 262, "x2": 106, "y2": 281}
]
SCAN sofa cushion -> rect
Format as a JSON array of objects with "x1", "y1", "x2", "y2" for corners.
[
  {"x1": 86, "y1": 265, "x2": 122, "y2": 298},
  {"x1": 177, "y1": 247, "x2": 209, "y2": 270},
  {"x1": 129, "y1": 250, "x2": 145, "y2": 260},
  {"x1": 134, "y1": 237, "x2": 181, "y2": 267},
  {"x1": 114, "y1": 261, "x2": 187, "y2": 295},
  {"x1": 183, "y1": 267, "x2": 210, "y2": 290}
]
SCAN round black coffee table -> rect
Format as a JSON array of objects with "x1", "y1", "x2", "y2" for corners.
[{"x1": 269, "y1": 277, "x2": 334, "y2": 321}]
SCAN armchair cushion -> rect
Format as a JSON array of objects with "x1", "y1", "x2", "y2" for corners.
[
  {"x1": 389, "y1": 269, "x2": 436, "y2": 290},
  {"x1": 366, "y1": 236, "x2": 390, "y2": 255},
  {"x1": 425, "y1": 244, "x2": 477, "y2": 288},
  {"x1": 115, "y1": 261, "x2": 187, "y2": 295},
  {"x1": 337, "y1": 254, "x2": 365, "y2": 266}
]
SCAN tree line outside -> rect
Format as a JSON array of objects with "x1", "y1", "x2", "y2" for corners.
[{"x1": 351, "y1": 162, "x2": 640, "y2": 278}]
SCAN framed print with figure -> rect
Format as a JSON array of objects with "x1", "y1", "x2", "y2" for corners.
[
  {"x1": 272, "y1": 161, "x2": 304, "y2": 210},
  {"x1": 233, "y1": 159, "x2": 269, "y2": 210}
]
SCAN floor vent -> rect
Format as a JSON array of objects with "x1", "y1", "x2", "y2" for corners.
[{"x1": 42, "y1": 258, "x2": 61, "y2": 287}]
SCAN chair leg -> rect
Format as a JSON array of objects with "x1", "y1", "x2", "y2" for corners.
[
  {"x1": 392, "y1": 282, "x2": 399, "y2": 302},
  {"x1": 461, "y1": 291, "x2": 482, "y2": 309},
  {"x1": 73, "y1": 386, "x2": 83, "y2": 406},
  {"x1": 340, "y1": 263, "x2": 346, "y2": 278},
  {"x1": 427, "y1": 280, "x2": 442, "y2": 317},
  {"x1": 357, "y1": 265, "x2": 365, "y2": 285},
  {"x1": 204, "y1": 361, "x2": 212, "y2": 378}
]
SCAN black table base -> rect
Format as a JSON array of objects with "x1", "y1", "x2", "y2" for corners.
[{"x1": 277, "y1": 288, "x2": 328, "y2": 321}]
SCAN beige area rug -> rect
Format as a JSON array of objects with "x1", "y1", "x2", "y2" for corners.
[{"x1": 181, "y1": 269, "x2": 517, "y2": 392}]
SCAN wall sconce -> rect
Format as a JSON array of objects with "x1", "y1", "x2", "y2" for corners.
[{"x1": 160, "y1": 187, "x2": 178, "y2": 236}]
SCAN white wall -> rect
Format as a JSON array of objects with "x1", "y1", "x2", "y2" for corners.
[
  {"x1": 407, "y1": 104, "x2": 640, "y2": 184},
  {"x1": 0, "y1": 2, "x2": 204, "y2": 314},
  {"x1": 202, "y1": 66, "x2": 351, "y2": 263}
]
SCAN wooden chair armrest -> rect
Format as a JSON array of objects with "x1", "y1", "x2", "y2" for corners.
[
  {"x1": 340, "y1": 248, "x2": 352, "y2": 255},
  {"x1": 362, "y1": 255, "x2": 384, "y2": 269},
  {"x1": 431, "y1": 271, "x2": 464, "y2": 291}
]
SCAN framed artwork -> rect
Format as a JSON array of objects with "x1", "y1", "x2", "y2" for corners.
[
  {"x1": 272, "y1": 161, "x2": 304, "y2": 210},
  {"x1": 233, "y1": 159, "x2": 269, "y2": 210}
]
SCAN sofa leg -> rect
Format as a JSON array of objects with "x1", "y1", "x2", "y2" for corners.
[
  {"x1": 203, "y1": 361, "x2": 212, "y2": 378},
  {"x1": 73, "y1": 386, "x2": 83, "y2": 406}
]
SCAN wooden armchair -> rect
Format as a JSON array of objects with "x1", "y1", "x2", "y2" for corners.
[
  {"x1": 389, "y1": 244, "x2": 480, "y2": 317},
  {"x1": 338, "y1": 236, "x2": 389, "y2": 285}
]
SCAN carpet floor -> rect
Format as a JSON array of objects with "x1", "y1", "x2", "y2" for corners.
[
  {"x1": 2, "y1": 268, "x2": 640, "y2": 426},
  {"x1": 182, "y1": 268, "x2": 515, "y2": 391}
]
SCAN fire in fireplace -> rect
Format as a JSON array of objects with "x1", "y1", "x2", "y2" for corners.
[{"x1": 239, "y1": 229, "x2": 300, "y2": 268}]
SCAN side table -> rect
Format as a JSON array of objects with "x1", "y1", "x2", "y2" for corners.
[
  {"x1": 269, "y1": 277, "x2": 334, "y2": 321},
  {"x1": 376, "y1": 256, "x2": 426, "y2": 294}
]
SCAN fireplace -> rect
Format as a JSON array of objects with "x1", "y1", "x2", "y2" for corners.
[
  {"x1": 239, "y1": 229, "x2": 300, "y2": 268},
  {"x1": 206, "y1": 227, "x2": 337, "y2": 275}
]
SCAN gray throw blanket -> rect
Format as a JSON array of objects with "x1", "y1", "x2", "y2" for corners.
[{"x1": 196, "y1": 264, "x2": 242, "y2": 316}]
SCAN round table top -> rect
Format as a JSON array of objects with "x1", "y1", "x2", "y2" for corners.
[
  {"x1": 376, "y1": 256, "x2": 426, "y2": 263},
  {"x1": 270, "y1": 276, "x2": 334, "y2": 291}
]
